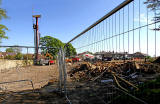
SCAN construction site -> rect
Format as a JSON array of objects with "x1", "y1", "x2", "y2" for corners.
[{"x1": 0, "y1": 0, "x2": 160, "y2": 104}]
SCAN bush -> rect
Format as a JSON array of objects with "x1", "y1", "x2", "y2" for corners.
[
  {"x1": 146, "y1": 56, "x2": 154, "y2": 62},
  {"x1": 15, "y1": 53, "x2": 23, "y2": 60},
  {"x1": 5, "y1": 55, "x2": 15, "y2": 60},
  {"x1": 23, "y1": 54, "x2": 33, "y2": 60}
]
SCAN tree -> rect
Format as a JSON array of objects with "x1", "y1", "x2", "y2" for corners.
[
  {"x1": 0, "y1": 0, "x2": 8, "y2": 43},
  {"x1": 6, "y1": 47, "x2": 14, "y2": 52},
  {"x1": 15, "y1": 52, "x2": 23, "y2": 60},
  {"x1": 65, "y1": 43, "x2": 76, "y2": 57},
  {"x1": 5, "y1": 46, "x2": 22, "y2": 53},
  {"x1": 40, "y1": 36, "x2": 64, "y2": 59},
  {"x1": 40, "y1": 36, "x2": 77, "y2": 59},
  {"x1": 144, "y1": 0, "x2": 160, "y2": 30}
]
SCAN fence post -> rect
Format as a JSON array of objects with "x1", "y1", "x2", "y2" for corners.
[
  {"x1": 58, "y1": 48, "x2": 62, "y2": 93},
  {"x1": 27, "y1": 47, "x2": 28, "y2": 65},
  {"x1": 62, "y1": 47, "x2": 67, "y2": 95},
  {"x1": 58, "y1": 47, "x2": 67, "y2": 94}
]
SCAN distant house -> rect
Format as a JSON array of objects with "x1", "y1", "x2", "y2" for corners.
[
  {"x1": 95, "y1": 51, "x2": 116, "y2": 58},
  {"x1": 94, "y1": 51, "x2": 147, "y2": 60},
  {"x1": 0, "y1": 52, "x2": 16, "y2": 59},
  {"x1": 23, "y1": 53, "x2": 35, "y2": 60},
  {"x1": 77, "y1": 51, "x2": 92, "y2": 56},
  {"x1": 132, "y1": 52, "x2": 147, "y2": 59},
  {"x1": 77, "y1": 51, "x2": 94, "y2": 60},
  {"x1": 30, "y1": 53, "x2": 45, "y2": 60},
  {"x1": 0, "y1": 52, "x2": 2, "y2": 58},
  {"x1": 76, "y1": 51, "x2": 147, "y2": 61}
]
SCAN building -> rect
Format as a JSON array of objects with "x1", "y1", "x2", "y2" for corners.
[{"x1": 0, "y1": 52, "x2": 16, "y2": 59}]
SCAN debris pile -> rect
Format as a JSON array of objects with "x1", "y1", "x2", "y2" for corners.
[
  {"x1": 68, "y1": 61, "x2": 160, "y2": 104},
  {"x1": 68, "y1": 61, "x2": 160, "y2": 82},
  {"x1": 153, "y1": 56, "x2": 160, "y2": 63}
]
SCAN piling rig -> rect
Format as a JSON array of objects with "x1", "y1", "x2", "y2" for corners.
[
  {"x1": 33, "y1": 15, "x2": 41, "y2": 64},
  {"x1": 32, "y1": 15, "x2": 55, "y2": 65}
]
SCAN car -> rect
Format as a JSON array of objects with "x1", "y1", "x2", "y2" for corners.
[
  {"x1": 39, "y1": 59, "x2": 55, "y2": 65},
  {"x1": 103, "y1": 57, "x2": 112, "y2": 61},
  {"x1": 49, "y1": 60, "x2": 54, "y2": 64},
  {"x1": 72, "y1": 57, "x2": 80, "y2": 62}
]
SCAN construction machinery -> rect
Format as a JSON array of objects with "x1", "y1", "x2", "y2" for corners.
[
  {"x1": 32, "y1": 15, "x2": 55, "y2": 65},
  {"x1": 39, "y1": 52, "x2": 55, "y2": 65},
  {"x1": 32, "y1": 15, "x2": 41, "y2": 64}
]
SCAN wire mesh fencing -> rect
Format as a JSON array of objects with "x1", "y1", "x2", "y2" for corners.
[
  {"x1": 62, "y1": 0, "x2": 160, "y2": 103},
  {"x1": 0, "y1": 46, "x2": 35, "y2": 63},
  {"x1": 69, "y1": 0, "x2": 160, "y2": 59}
]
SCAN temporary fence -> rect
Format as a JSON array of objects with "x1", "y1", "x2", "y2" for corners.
[{"x1": 59, "y1": 0, "x2": 160, "y2": 103}]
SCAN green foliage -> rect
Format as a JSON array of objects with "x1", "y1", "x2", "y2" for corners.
[
  {"x1": 0, "y1": 0, "x2": 7, "y2": 20},
  {"x1": 0, "y1": 24, "x2": 8, "y2": 41},
  {"x1": 0, "y1": 7, "x2": 7, "y2": 20},
  {"x1": 0, "y1": 0, "x2": 8, "y2": 43},
  {"x1": 40, "y1": 36, "x2": 77, "y2": 59},
  {"x1": 146, "y1": 56, "x2": 154, "y2": 62},
  {"x1": 23, "y1": 54, "x2": 33, "y2": 60},
  {"x1": 40, "y1": 36, "x2": 64, "y2": 59},
  {"x1": 15, "y1": 53, "x2": 23, "y2": 60},
  {"x1": 5, "y1": 46, "x2": 22, "y2": 53},
  {"x1": 116, "y1": 76, "x2": 160, "y2": 104},
  {"x1": 144, "y1": 0, "x2": 160, "y2": 11},
  {"x1": 65, "y1": 43, "x2": 76, "y2": 57},
  {"x1": 5, "y1": 55, "x2": 15, "y2": 60},
  {"x1": 5, "y1": 53, "x2": 29, "y2": 60},
  {"x1": 144, "y1": 0, "x2": 160, "y2": 30},
  {"x1": 6, "y1": 47, "x2": 14, "y2": 52},
  {"x1": 5, "y1": 53, "x2": 23, "y2": 60}
]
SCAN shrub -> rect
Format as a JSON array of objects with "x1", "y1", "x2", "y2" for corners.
[{"x1": 15, "y1": 53, "x2": 23, "y2": 60}]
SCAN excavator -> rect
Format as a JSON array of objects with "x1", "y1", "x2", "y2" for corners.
[{"x1": 39, "y1": 52, "x2": 55, "y2": 65}]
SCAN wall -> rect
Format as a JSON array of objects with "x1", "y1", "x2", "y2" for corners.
[{"x1": 0, "y1": 59, "x2": 33, "y2": 71}]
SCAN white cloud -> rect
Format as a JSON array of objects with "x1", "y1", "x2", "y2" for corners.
[{"x1": 134, "y1": 13, "x2": 152, "y2": 24}]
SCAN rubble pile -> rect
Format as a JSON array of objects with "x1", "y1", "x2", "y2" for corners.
[
  {"x1": 68, "y1": 61, "x2": 160, "y2": 104},
  {"x1": 68, "y1": 61, "x2": 160, "y2": 82},
  {"x1": 153, "y1": 56, "x2": 160, "y2": 63},
  {"x1": 138, "y1": 63, "x2": 160, "y2": 74}
]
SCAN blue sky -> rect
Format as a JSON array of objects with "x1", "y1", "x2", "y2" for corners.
[
  {"x1": 0, "y1": 0, "x2": 159, "y2": 56},
  {"x1": 69, "y1": 0, "x2": 159, "y2": 56},
  {"x1": 1, "y1": 0, "x2": 124, "y2": 46}
]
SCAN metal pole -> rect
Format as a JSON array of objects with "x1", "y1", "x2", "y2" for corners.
[
  {"x1": 155, "y1": 9, "x2": 157, "y2": 58},
  {"x1": 0, "y1": 45, "x2": 55, "y2": 49},
  {"x1": 62, "y1": 48, "x2": 67, "y2": 95},
  {"x1": 27, "y1": 47, "x2": 28, "y2": 65},
  {"x1": 58, "y1": 48, "x2": 62, "y2": 93},
  {"x1": 35, "y1": 17, "x2": 39, "y2": 63},
  {"x1": 33, "y1": 15, "x2": 41, "y2": 64},
  {"x1": 139, "y1": 0, "x2": 141, "y2": 52}
]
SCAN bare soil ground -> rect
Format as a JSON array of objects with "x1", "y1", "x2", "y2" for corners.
[
  {"x1": 0, "y1": 64, "x2": 59, "y2": 92},
  {"x1": 0, "y1": 61, "x2": 159, "y2": 104},
  {"x1": 0, "y1": 64, "x2": 70, "y2": 104}
]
